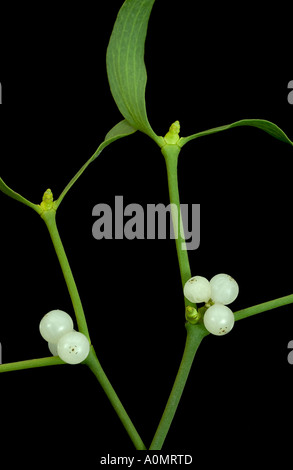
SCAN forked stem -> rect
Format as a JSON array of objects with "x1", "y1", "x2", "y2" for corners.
[{"x1": 151, "y1": 138, "x2": 293, "y2": 449}]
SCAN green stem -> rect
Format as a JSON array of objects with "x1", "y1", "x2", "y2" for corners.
[
  {"x1": 85, "y1": 347, "x2": 147, "y2": 450},
  {"x1": 41, "y1": 209, "x2": 90, "y2": 340},
  {"x1": 41, "y1": 207, "x2": 146, "y2": 449},
  {"x1": 0, "y1": 356, "x2": 65, "y2": 373},
  {"x1": 149, "y1": 323, "x2": 208, "y2": 450},
  {"x1": 155, "y1": 140, "x2": 293, "y2": 450},
  {"x1": 147, "y1": 144, "x2": 198, "y2": 450},
  {"x1": 161, "y1": 144, "x2": 192, "y2": 291},
  {"x1": 234, "y1": 294, "x2": 293, "y2": 321}
]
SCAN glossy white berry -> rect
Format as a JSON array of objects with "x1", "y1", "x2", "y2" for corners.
[
  {"x1": 210, "y1": 273, "x2": 239, "y2": 305},
  {"x1": 57, "y1": 331, "x2": 90, "y2": 365},
  {"x1": 183, "y1": 276, "x2": 212, "y2": 303},
  {"x1": 39, "y1": 309, "x2": 74, "y2": 344},
  {"x1": 203, "y1": 303, "x2": 234, "y2": 336},
  {"x1": 48, "y1": 342, "x2": 58, "y2": 356}
]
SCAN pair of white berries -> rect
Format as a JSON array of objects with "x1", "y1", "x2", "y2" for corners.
[
  {"x1": 39, "y1": 310, "x2": 90, "y2": 364},
  {"x1": 184, "y1": 273, "x2": 239, "y2": 336}
]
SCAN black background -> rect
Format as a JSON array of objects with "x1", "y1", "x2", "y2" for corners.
[{"x1": 0, "y1": 0, "x2": 293, "y2": 466}]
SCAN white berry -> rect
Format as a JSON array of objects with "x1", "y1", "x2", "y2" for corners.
[
  {"x1": 48, "y1": 342, "x2": 58, "y2": 356},
  {"x1": 210, "y1": 273, "x2": 239, "y2": 305},
  {"x1": 183, "y1": 276, "x2": 212, "y2": 303},
  {"x1": 203, "y1": 303, "x2": 234, "y2": 336},
  {"x1": 39, "y1": 310, "x2": 74, "y2": 344},
  {"x1": 57, "y1": 331, "x2": 90, "y2": 365}
]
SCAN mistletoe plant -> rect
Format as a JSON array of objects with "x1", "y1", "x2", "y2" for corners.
[{"x1": 1, "y1": 0, "x2": 292, "y2": 451}]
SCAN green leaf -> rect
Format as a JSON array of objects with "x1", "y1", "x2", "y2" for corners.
[
  {"x1": 179, "y1": 119, "x2": 293, "y2": 147},
  {"x1": 103, "y1": 119, "x2": 136, "y2": 149},
  {"x1": 55, "y1": 119, "x2": 136, "y2": 208},
  {"x1": 106, "y1": 0, "x2": 163, "y2": 146},
  {"x1": 0, "y1": 177, "x2": 42, "y2": 214}
]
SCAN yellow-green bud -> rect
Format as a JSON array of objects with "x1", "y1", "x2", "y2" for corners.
[
  {"x1": 164, "y1": 120, "x2": 180, "y2": 145},
  {"x1": 185, "y1": 305, "x2": 200, "y2": 325},
  {"x1": 40, "y1": 189, "x2": 54, "y2": 211}
]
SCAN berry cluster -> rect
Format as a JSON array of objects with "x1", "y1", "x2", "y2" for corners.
[
  {"x1": 39, "y1": 310, "x2": 90, "y2": 364},
  {"x1": 184, "y1": 274, "x2": 239, "y2": 336}
]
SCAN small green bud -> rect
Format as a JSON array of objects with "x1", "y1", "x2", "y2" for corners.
[
  {"x1": 185, "y1": 305, "x2": 200, "y2": 325},
  {"x1": 40, "y1": 189, "x2": 54, "y2": 211},
  {"x1": 164, "y1": 120, "x2": 180, "y2": 145}
]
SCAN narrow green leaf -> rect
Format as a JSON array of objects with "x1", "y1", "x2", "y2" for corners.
[
  {"x1": 55, "y1": 120, "x2": 136, "y2": 208},
  {"x1": 0, "y1": 177, "x2": 42, "y2": 214},
  {"x1": 103, "y1": 119, "x2": 136, "y2": 151},
  {"x1": 179, "y1": 119, "x2": 293, "y2": 147},
  {"x1": 90, "y1": 119, "x2": 137, "y2": 165},
  {"x1": 106, "y1": 0, "x2": 162, "y2": 146},
  {"x1": 0, "y1": 120, "x2": 136, "y2": 213}
]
